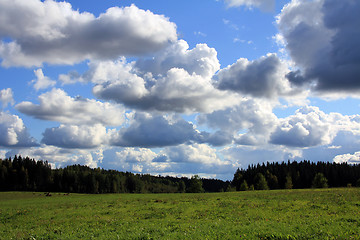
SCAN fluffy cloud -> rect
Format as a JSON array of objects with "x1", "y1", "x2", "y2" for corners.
[
  {"x1": 197, "y1": 98, "x2": 278, "y2": 145},
  {"x1": 105, "y1": 144, "x2": 233, "y2": 178},
  {"x1": 109, "y1": 113, "x2": 201, "y2": 148},
  {"x1": 224, "y1": 0, "x2": 275, "y2": 12},
  {"x1": 41, "y1": 124, "x2": 108, "y2": 149},
  {"x1": 31, "y1": 69, "x2": 56, "y2": 91},
  {"x1": 0, "y1": 111, "x2": 38, "y2": 147},
  {"x1": 86, "y1": 43, "x2": 238, "y2": 113},
  {"x1": 135, "y1": 40, "x2": 220, "y2": 79},
  {"x1": 6, "y1": 145, "x2": 101, "y2": 168},
  {"x1": 277, "y1": 0, "x2": 360, "y2": 94},
  {"x1": 221, "y1": 145, "x2": 302, "y2": 169},
  {"x1": 16, "y1": 88, "x2": 125, "y2": 126},
  {"x1": 0, "y1": 1, "x2": 177, "y2": 67},
  {"x1": 110, "y1": 148, "x2": 158, "y2": 173},
  {"x1": 158, "y1": 144, "x2": 234, "y2": 176},
  {"x1": 216, "y1": 53, "x2": 294, "y2": 99},
  {"x1": 0, "y1": 88, "x2": 14, "y2": 108},
  {"x1": 270, "y1": 106, "x2": 360, "y2": 148},
  {"x1": 333, "y1": 151, "x2": 360, "y2": 164}
]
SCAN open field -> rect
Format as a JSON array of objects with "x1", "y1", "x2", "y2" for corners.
[{"x1": 1, "y1": 189, "x2": 360, "y2": 239}]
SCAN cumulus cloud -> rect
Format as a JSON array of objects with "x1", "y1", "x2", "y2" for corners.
[
  {"x1": 0, "y1": 111, "x2": 38, "y2": 147},
  {"x1": 31, "y1": 69, "x2": 56, "y2": 91},
  {"x1": 0, "y1": 88, "x2": 14, "y2": 108},
  {"x1": 224, "y1": 0, "x2": 275, "y2": 12},
  {"x1": 270, "y1": 106, "x2": 360, "y2": 148},
  {"x1": 221, "y1": 145, "x2": 302, "y2": 169},
  {"x1": 106, "y1": 144, "x2": 234, "y2": 178},
  {"x1": 6, "y1": 145, "x2": 100, "y2": 168},
  {"x1": 0, "y1": 1, "x2": 177, "y2": 67},
  {"x1": 216, "y1": 53, "x2": 294, "y2": 99},
  {"x1": 41, "y1": 124, "x2": 108, "y2": 149},
  {"x1": 159, "y1": 143, "x2": 236, "y2": 179},
  {"x1": 109, "y1": 113, "x2": 201, "y2": 148},
  {"x1": 84, "y1": 43, "x2": 238, "y2": 113},
  {"x1": 277, "y1": 0, "x2": 360, "y2": 94},
  {"x1": 16, "y1": 88, "x2": 125, "y2": 126},
  {"x1": 333, "y1": 151, "x2": 360, "y2": 164},
  {"x1": 111, "y1": 147, "x2": 158, "y2": 173},
  {"x1": 135, "y1": 40, "x2": 220, "y2": 79},
  {"x1": 197, "y1": 98, "x2": 278, "y2": 145}
]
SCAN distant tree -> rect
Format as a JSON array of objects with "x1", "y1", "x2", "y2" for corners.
[
  {"x1": 225, "y1": 184, "x2": 235, "y2": 192},
  {"x1": 178, "y1": 180, "x2": 186, "y2": 193},
  {"x1": 254, "y1": 173, "x2": 269, "y2": 190},
  {"x1": 232, "y1": 168, "x2": 243, "y2": 190},
  {"x1": 239, "y1": 180, "x2": 248, "y2": 191},
  {"x1": 284, "y1": 174, "x2": 293, "y2": 189},
  {"x1": 266, "y1": 171, "x2": 279, "y2": 189},
  {"x1": 187, "y1": 175, "x2": 204, "y2": 193},
  {"x1": 312, "y1": 173, "x2": 328, "y2": 188},
  {"x1": 357, "y1": 179, "x2": 360, "y2": 188}
]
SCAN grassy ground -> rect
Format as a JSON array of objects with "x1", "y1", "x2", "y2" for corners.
[{"x1": 1, "y1": 188, "x2": 360, "y2": 239}]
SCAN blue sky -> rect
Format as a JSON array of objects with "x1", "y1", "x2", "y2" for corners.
[{"x1": 1, "y1": 0, "x2": 360, "y2": 180}]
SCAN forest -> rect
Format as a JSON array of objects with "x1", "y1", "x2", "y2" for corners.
[
  {"x1": 1, "y1": 156, "x2": 360, "y2": 194},
  {"x1": 0, "y1": 156, "x2": 227, "y2": 193},
  {"x1": 232, "y1": 160, "x2": 360, "y2": 191}
]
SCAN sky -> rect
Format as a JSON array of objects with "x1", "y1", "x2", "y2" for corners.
[{"x1": 1, "y1": 0, "x2": 360, "y2": 180}]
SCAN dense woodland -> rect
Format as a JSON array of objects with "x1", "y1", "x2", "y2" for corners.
[
  {"x1": 0, "y1": 156, "x2": 227, "y2": 193},
  {"x1": 1, "y1": 156, "x2": 360, "y2": 194},
  {"x1": 232, "y1": 160, "x2": 360, "y2": 191}
]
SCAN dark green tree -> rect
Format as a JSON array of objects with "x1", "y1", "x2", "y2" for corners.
[
  {"x1": 232, "y1": 168, "x2": 243, "y2": 191},
  {"x1": 312, "y1": 173, "x2": 328, "y2": 188},
  {"x1": 254, "y1": 173, "x2": 269, "y2": 190},
  {"x1": 239, "y1": 180, "x2": 249, "y2": 191},
  {"x1": 284, "y1": 174, "x2": 293, "y2": 189},
  {"x1": 187, "y1": 175, "x2": 204, "y2": 193},
  {"x1": 266, "y1": 171, "x2": 279, "y2": 189},
  {"x1": 178, "y1": 180, "x2": 186, "y2": 193}
]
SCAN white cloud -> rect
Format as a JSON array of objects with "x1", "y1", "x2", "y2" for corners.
[
  {"x1": 88, "y1": 43, "x2": 238, "y2": 113},
  {"x1": 0, "y1": 111, "x2": 38, "y2": 147},
  {"x1": 197, "y1": 98, "x2": 278, "y2": 145},
  {"x1": 0, "y1": 88, "x2": 14, "y2": 108},
  {"x1": 6, "y1": 145, "x2": 100, "y2": 168},
  {"x1": 158, "y1": 143, "x2": 239, "y2": 178},
  {"x1": 0, "y1": 150, "x2": 6, "y2": 159},
  {"x1": 31, "y1": 69, "x2": 56, "y2": 91},
  {"x1": 333, "y1": 151, "x2": 360, "y2": 164},
  {"x1": 0, "y1": 1, "x2": 177, "y2": 67},
  {"x1": 112, "y1": 147, "x2": 158, "y2": 173},
  {"x1": 105, "y1": 143, "x2": 234, "y2": 177},
  {"x1": 270, "y1": 106, "x2": 360, "y2": 148},
  {"x1": 41, "y1": 124, "x2": 108, "y2": 149},
  {"x1": 135, "y1": 40, "x2": 220, "y2": 79},
  {"x1": 16, "y1": 88, "x2": 125, "y2": 126},
  {"x1": 224, "y1": 0, "x2": 275, "y2": 12},
  {"x1": 221, "y1": 145, "x2": 302, "y2": 169}
]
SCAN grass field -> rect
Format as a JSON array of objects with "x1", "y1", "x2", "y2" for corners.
[{"x1": 1, "y1": 188, "x2": 360, "y2": 239}]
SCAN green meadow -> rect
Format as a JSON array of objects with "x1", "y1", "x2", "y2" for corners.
[{"x1": 1, "y1": 188, "x2": 360, "y2": 239}]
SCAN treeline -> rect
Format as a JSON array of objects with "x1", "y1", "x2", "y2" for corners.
[
  {"x1": 2, "y1": 156, "x2": 360, "y2": 194},
  {"x1": 232, "y1": 160, "x2": 360, "y2": 191},
  {"x1": 0, "y1": 156, "x2": 229, "y2": 193}
]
